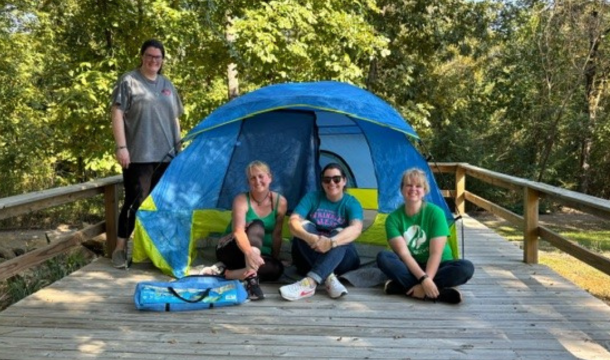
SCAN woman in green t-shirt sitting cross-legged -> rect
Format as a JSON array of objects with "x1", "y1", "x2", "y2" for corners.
[{"x1": 377, "y1": 168, "x2": 474, "y2": 304}]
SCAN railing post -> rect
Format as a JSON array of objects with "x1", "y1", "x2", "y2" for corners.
[
  {"x1": 523, "y1": 186, "x2": 539, "y2": 264},
  {"x1": 104, "y1": 183, "x2": 120, "y2": 257},
  {"x1": 455, "y1": 165, "x2": 466, "y2": 215}
]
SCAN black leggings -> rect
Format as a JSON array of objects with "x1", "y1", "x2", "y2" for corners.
[
  {"x1": 216, "y1": 220, "x2": 284, "y2": 282},
  {"x1": 118, "y1": 162, "x2": 169, "y2": 239}
]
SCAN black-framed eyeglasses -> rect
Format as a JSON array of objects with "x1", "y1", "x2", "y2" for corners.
[
  {"x1": 322, "y1": 176, "x2": 342, "y2": 184},
  {"x1": 143, "y1": 53, "x2": 163, "y2": 61}
]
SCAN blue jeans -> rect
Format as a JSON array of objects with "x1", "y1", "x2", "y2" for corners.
[
  {"x1": 376, "y1": 250, "x2": 474, "y2": 291},
  {"x1": 291, "y1": 222, "x2": 360, "y2": 284}
]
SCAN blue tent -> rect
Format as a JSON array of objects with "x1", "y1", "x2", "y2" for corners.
[{"x1": 133, "y1": 81, "x2": 455, "y2": 278}]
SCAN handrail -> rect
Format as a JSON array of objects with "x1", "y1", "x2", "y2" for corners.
[
  {"x1": 0, "y1": 176, "x2": 122, "y2": 282},
  {"x1": 2, "y1": 164, "x2": 610, "y2": 280},
  {"x1": 432, "y1": 162, "x2": 610, "y2": 277}
]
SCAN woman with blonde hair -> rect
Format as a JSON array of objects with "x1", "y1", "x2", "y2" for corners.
[
  {"x1": 377, "y1": 168, "x2": 474, "y2": 304},
  {"x1": 215, "y1": 160, "x2": 288, "y2": 301}
]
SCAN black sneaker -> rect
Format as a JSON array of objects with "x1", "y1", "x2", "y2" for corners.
[
  {"x1": 434, "y1": 287, "x2": 462, "y2": 304},
  {"x1": 383, "y1": 280, "x2": 406, "y2": 295},
  {"x1": 245, "y1": 275, "x2": 265, "y2": 301}
]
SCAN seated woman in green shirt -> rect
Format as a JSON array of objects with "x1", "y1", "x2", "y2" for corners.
[
  {"x1": 215, "y1": 160, "x2": 288, "y2": 301},
  {"x1": 377, "y1": 168, "x2": 474, "y2": 304}
]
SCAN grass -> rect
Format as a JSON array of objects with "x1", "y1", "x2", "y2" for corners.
[
  {"x1": 0, "y1": 248, "x2": 93, "y2": 312},
  {"x1": 472, "y1": 210, "x2": 610, "y2": 305}
]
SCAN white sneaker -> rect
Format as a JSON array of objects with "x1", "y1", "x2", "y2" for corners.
[
  {"x1": 325, "y1": 273, "x2": 348, "y2": 299},
  {"x1": 279, "y1": 278, "x2": 316, "y2": 301}
]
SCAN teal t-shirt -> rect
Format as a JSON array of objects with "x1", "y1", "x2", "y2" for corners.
[
  {"x1": 385, "y1": 202, "x2": 452, "y2": 263},
  {"x1": 293, "y1": 191, "x2": 363, "y2": 231}
]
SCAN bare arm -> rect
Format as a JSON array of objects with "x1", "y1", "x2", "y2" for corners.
[
  {"x1": 111, "y1": 105, "x2": 130, "y2": 169},
  {"x1": 288, "y1": 213, "x2": 320, "y2": 246},
  {"x1": 330, "y1": 220, "x2": 362, "y2": 246},
  {"x1": 311, "y1": 219, "x2": 363, "y2": 253},
  {"x1": 231, "y1": 195, "x2": 264, "y2": 270}
]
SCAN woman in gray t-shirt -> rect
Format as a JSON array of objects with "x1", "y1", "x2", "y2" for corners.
[{"x1": 110, "y1": 39, "x2": 183, "y2": 268}]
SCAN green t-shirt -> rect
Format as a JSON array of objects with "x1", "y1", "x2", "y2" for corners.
[
  {"x1": 385, "y1": 202, "x2": 452, "y2": 263},
  {"x1": 225, "y1": 192, "x2": 280, "y2": 256}
]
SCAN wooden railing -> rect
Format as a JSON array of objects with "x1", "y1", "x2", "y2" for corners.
[
  {"x1": 2, "y1": 163, "x2": 610, "y2": 281},
  {"x1": 0, "y1": 176, "x2": 122, "y2": 281},
  {"x1": 432, "y1": 163, "x2": 610, "y2": 277}
]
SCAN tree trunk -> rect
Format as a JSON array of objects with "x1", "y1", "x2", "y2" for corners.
[
  {"x1": 579, "y1": 11, "x2": 605, "y2": 194},
  {"x1": 226, "y1": 13, "x2": 239, "y2": 100}
]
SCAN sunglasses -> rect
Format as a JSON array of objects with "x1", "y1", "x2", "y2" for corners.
[{"x1": 322, "y1": 176, "x2": 342, "y2": 184}]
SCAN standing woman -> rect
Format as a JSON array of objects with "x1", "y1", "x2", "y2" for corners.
[
  {"x1": 279, "y1": 163, "x2": 363, "y2": 301},
  {"x1": 110, "y1": 39, "x2": 183, "y2": 268},
  {"x1": 215, "y1": 161, "x2": 288, "y2": 300},
  {"x1": 377, "y1": 168, "x2": 474, "y2": 304}
]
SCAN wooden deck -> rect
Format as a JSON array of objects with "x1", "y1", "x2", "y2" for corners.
[{"x1": 0, "y1": 215, "x2": 609, "y2": 359}]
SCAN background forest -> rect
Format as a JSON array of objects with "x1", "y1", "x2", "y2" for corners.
[{"x1": 2, "y1": 0, "x2": 610, "y2": 206}]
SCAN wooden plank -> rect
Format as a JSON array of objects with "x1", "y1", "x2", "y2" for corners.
[
  {"x1": 1, "y1": 215, "x2": 610, "y2": 360},
  {"x1": 464, "y1": 167, "x2": 522, "y2": 191},
  {"x1": 0, "y1": 221, "x2": 105, "y2": 281},
  {"x1": 0, "y1": 175, "x2": 122, "y2": 220},
  {"x1": 538, "y1": 226, "x2": 610, "y2": 277},
  {"x1": 464, "y1": 191, "x2": 524, "y2": 227},
  {"x1": 459, "y1": 163, "x2": 610, "y2": 220},
  {"x1": 455, "y1": 165, "x2": 466, "y2": 214},
  {"x1": 429, "y1": 162, "x2": 458, "y2": 173},
  {"x1": 523, "y1": 187, "x2": 539, "y2": 264},
  {"x1": 104, "y1": 184, "x2": 120, "y2": 255}
]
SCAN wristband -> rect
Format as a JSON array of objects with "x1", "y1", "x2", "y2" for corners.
[
  {"x1": 116, "y1": 145, "x2": 127, "y2": 151},
  {"x1": 418, "y1": 274, "x2": 429, "y2": 284}
]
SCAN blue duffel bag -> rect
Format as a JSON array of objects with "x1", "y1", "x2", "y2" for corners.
[{"x1": 134, "y1": 275, "x2": 248, "y2": 311}]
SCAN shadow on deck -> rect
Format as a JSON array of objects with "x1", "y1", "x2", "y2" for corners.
[{"x1": 0, "y1": 215, "x2": 609, "y2": 359}]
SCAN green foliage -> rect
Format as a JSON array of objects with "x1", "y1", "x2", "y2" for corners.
[{"x1": 2, "y1": 0, "x2": 610, "y2": 217}]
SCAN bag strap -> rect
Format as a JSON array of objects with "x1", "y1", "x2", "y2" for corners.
[{"x1": 167, "y1": 287, "x2": 211, "y2": 303}]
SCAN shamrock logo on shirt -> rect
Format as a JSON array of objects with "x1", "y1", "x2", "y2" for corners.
[{"x1": 404, "y1": 225, "x2": 427, "y2": 254}]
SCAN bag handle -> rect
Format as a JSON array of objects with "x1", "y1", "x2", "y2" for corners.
[{"x1": 167, "y1": 287, "x2": 211, "y2": 303}]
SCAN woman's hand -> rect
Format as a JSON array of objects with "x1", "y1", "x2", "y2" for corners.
[
  {"x1": 245, "y1": 251, "x2": 265, "y2": 272},
  {"x1": 116, "y1": 148, "x2": 130, "y2": 169},
  {"x1": 311, "y1": 236, "x2": 332, "y2": 253},
  {"x1": 420, "y1": 277, "x2": 439, "y2": 299}
]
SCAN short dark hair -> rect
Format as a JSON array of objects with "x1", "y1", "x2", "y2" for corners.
[
  {"x1": 321, "y1": 163, "x2": 347, "y2": 179},
  {"x1": 139, "y1": 39, "x2": 165, "y2": 74}
]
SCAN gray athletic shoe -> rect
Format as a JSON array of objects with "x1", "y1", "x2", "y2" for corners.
[{"x1": 112, "y1": 249, "x2": 127, "y2": 268}]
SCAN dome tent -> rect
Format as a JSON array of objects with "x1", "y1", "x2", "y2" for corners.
[{"x1": 133, "y1": 81, "x2": 457, "y2": 278}]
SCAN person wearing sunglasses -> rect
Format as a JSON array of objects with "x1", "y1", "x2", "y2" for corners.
[
  {"x1": 279, "y1": 163, "x2": 363, "y2": 301},
  {"x1": 376, "y1": 168, "x2": 474, "y2": 304},
  {"x1": 110, "y1": 39, "x2": 183, "y2": 268},
  {"x1": 214, "y1": 161, "x2": 288, "y2": 301}
]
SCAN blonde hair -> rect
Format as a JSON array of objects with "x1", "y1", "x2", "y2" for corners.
[
  {"x1": 400, "y1": 168, "x2": 430, "y2": 194},
  {"x1": 246, "y1": 160, "x2": 271, "y2": 178}
]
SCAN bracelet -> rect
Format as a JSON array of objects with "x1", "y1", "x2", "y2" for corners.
[
  {"x1": 115, "y1": 145, "x2": 127, "y2": 151},
  {"x1": 418, "y1": 274, "x2": 429, "y2": 284}
]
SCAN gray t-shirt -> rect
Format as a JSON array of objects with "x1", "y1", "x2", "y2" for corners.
[{"x1": 111, "y1": 69, "x2": 183, "y2": 163}]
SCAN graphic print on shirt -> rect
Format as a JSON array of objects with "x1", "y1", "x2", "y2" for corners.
[
  {"x1": 404, "y1": 225, "x2": 427, "y2": 256},
  {"x1": 310, "y1": 209, "x2": 345, "y2": 229}
]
